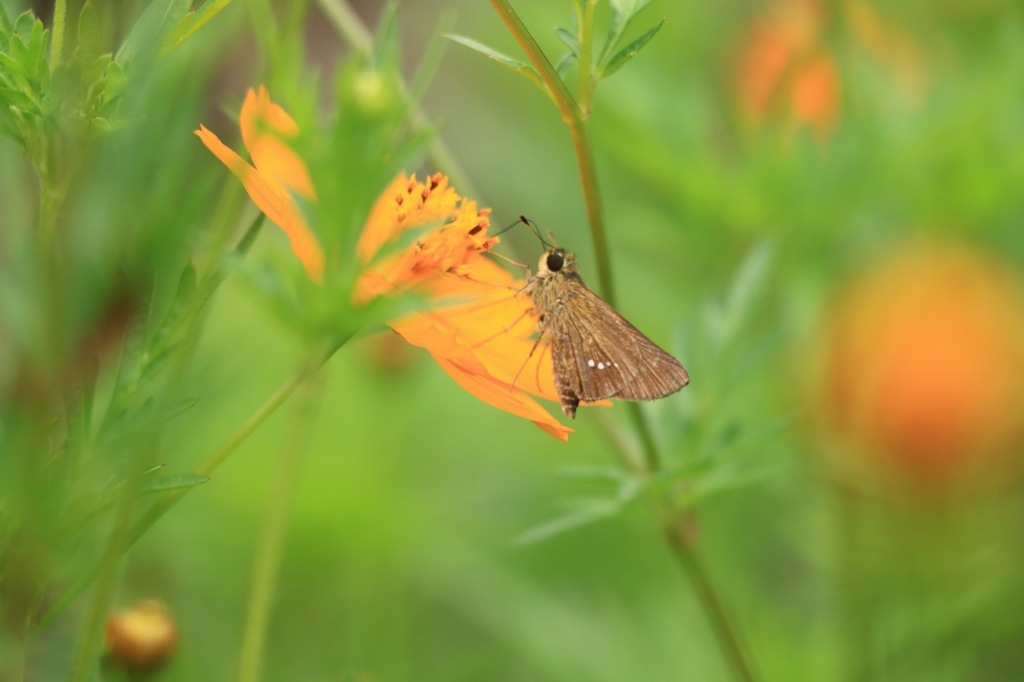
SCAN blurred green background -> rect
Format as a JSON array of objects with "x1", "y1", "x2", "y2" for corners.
[{"x1": 3, "y1": 0, "x2": 1024, "y2": 680}]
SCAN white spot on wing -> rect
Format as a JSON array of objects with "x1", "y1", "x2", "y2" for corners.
[
  {"x1": 597, "y1": 362, "x2": 605, "y2": 370},
  {"x1": 587, "y1": 359, "x2": 595, "y2": 367}
]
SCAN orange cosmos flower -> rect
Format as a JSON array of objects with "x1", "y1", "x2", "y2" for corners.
[
  {"x1": 195, "y1": 85, "x2": 325, "y2": 282},
  {"x1": 733, "y1": 0, "x2": 840, "y2": 138},
  {"x1": 816, "y1": 243, "x2": 1024, "y2": 486},
  {"x1": 197, "y1": 89, "x2": 570, "y2": 440},
  {"x1": 358, "y1": 172, "x2": 570, "y2": 441}
]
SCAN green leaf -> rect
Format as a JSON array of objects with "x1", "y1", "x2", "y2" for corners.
[
  {"x1": 76, "y1": 2, "x2": 100, "y2": 64},
  {"x1": 554, "y1": 26, "x2": 580, "y2": 58},
  {"x1": 0, "y1": 50, "x2": 28, "y2": 81},
  {"x1": 163, "y1": 396, "x2": 199, "y2": 420},
  {"x1": 601, "y1": 17, "x2": 663, "y2": 79},
  {"x1": 152, "y1": 262, "x2": 197, "y2": 349},
  {"x1": 27, "y1": 17, "x2": 45, "y2": 70},
  {"x1": 554, "y1": 51, "x2": 577, "y2": 80},
  {"x1": 705, "y1": 241, "x2": 774, "y2": 352},
  {"x1": 160, "y1": 0, "x2": 233, "y2": 54},
  {"x1": 512, "y1": 500, "x2": 622, "y2": 547},
  {"x1": 446, "y1": 34, "x2": 546, "y2": 95},
  {"x1": 13, "y1": 11, "x2": 35, "y2": 37},
  {"x1": 117, "y1": 0, "x2": 192, "y2": 64},
  {"x1": 0, "y1": 5, "x2": 12, "y2": 53},
  {"x1": 0, "y1": 84, "x2": 39, "y2": 113},
  {"x1": 141, "y1": 473, "x2": 210, "y2": 494},
  {"x1": 373, "y1": 1, "x2": 399, "y2": 70},
  {"x1": 601, "y1": 0, "x2": 652, "y2": 64}
]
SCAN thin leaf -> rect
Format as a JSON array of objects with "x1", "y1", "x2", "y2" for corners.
[
  {"x1": 446, "y1": 34, "x2": 546, "y2": 95},
  {"x1": 554, "y1": 26, "x2": 580, "y2": 58},
  {"x1": 0, "y1": 51, "x2": 28, "y2": 82},
  {"x1": 117, "y1": 0, "x2": 191, "y2": 64},
  {"x1": 0, "y1": 4, "x2": 12, "y2": 52},
  {"x1": 556, "y1": 464, "x2": 630, "y2": 484},
  {"x1": 88, "y1": 115, "x2": 144, "y2": 133},
  {"x1": 13, "y1": 11, "x2": 35, "y2": 37},
  {"x1": 708, "y1": 240, "x2": 774, "y2": 349},
  {"x1": 163, "y1": 396, "x2": 199, "y2": 420},
  {"x1": 0, "y1": 84, "x2": 39, "y2": 112},
  {"x1": 141, "y1": 473, "x2": 210, "y2": 494},
  {"x1": 77, "y1": 2, "x2": 100, "y2": 63},
  {"x1": 601, "y1": 17, "x2": 663, "y2": 79},
  {"x1": 151, "y1": 262, "x2": 197, "y2": 350},
  {"x1": 554, "y1": 51, "x2": 577, "y2": 80},
  {"x1": 512, "y1": 501, "x2": 621, "y2": 547},
  {"x1": 161, "y1": 0, "x2": 233, "y2": 54},
  {"x1": 26, "y1": 15, "x2": 46, "y2": 77},
  {"x1": 408, "y1": 9, "x2": 453, "y2": 106},
  {"x1": 601, "y1": 0, "x2": 652, "y2": 63},
  {"x1": 373, "y1": 1, "x2": 399, "y2": 70}
]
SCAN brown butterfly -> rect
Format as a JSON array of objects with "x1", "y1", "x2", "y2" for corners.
[{"x1": 524, "y1": 237, "x2": 690, "y2": 419}]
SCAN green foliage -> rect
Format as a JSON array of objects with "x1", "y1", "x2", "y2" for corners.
[
  {"x1": 446, "y1": 34, "x2": 547, "y2": 95},
  {"x1": 2, "y1": 1, "x2": 1024, "y2": 681},
  {"x1": 449, "y1": 0, "x2": 663, "y2": 114}
]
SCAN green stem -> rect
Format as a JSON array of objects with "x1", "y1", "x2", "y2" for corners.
[
  {"x1": 485, "y1": 12, "x2": 756, "y2": 676},
  {"x1": 315, "y1": 0, "x2": 481, "y2": 200},
  {"x1": 50, "y1": 0, "x2": 67, "y2": 71},
  {"x1": 236, "y1": 380, "x2": 321, "y2": 682},
  {"x1": 665, "y1": 520, "x2": 758, "y2": 682},
  {"x1": 576, "y1": 0, "x2": 597, "y2": 116},
  {"x1": 36, "y1": 175, "x2": 62, "y2": 254},
  {"x1": 68, "y1": 472, "x2": 145, "y2": 682},
  {"x1": 625, "y1": 402, "x2": 661, "y2": 474},
  {"x1": 30, "y1": 339, "x2": 344, "y2": 639},
  {"x1": 837, "y1": 480, "x2": 871, "y2": 682},
  {"x1": 489, "y1": 0, "x2": 616, "y2": 306}
]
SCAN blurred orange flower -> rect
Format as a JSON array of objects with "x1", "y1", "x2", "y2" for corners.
[
  {"x1": 733, "y1": 0, "x2": 840, "y2": 138},
  {"x1": 195, "y1": 86, "x2": 325, "y2": 283},
  {"x1": 734, "y1": 0, "x2": 926, "y2": 138},
  {"x1": 818, "y1": 244, "x2": 1024, "y2": 485},
  {"x1": 105, "y1": 600, "x2": 178, "y2": 675},
  {"x1": 197, "y1": 89, "x2": 570, "y2": 440}
]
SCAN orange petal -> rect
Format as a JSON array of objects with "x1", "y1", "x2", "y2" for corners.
[
  {"x1": 239, "y1": 86, "x2": 315, "y2": 201},
  {"x1": 431, "y1": 353, "x2": 571, "y2": 441},
  {"x1": 358, "y1": 173, "x2": 462, "y2": 262},
  {"x1": 195, "y1": 125, "x2": 324, "y2": 283}
]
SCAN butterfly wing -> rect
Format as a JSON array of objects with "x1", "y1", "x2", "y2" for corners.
[{"x1": 545, "y1": 278, "x2": 689, "y2": 416}]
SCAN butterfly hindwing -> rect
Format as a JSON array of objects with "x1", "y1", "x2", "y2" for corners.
[{"x1": 549, "y1": 278, "x2": 689, "y2": 407}]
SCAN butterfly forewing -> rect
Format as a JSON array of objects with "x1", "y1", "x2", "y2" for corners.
[
  {"x1": 558, "y1": 279, "x2": 688, "y2": 401},
  {"x1": 527, "y1": 244, "x2": 689, "y2": 419}
]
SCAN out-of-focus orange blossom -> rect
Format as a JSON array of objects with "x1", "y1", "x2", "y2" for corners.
[
  {"x1": 104, "y1": 599, "x2": 178, "y2": 675},
  {"x1": 817, "y1": 243, "x2": 1024, "y2": 485},
  {"x1": 734, "y1": 0, "x2": 839, "y2": 138},
  {"x1": 732, "y1": 0, "x2": 925, "y2": 139},
  {"x1": 197, "y1": 88, "x2": 571, "y2": 440}
]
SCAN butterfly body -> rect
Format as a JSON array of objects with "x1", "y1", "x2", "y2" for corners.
[{"x1": 526, "y1": 247, "x2": 690, "y2": 418}]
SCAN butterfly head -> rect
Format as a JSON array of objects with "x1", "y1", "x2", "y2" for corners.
[{"x1": 538, "y1": 247, "x2": 576, "y2": 277}]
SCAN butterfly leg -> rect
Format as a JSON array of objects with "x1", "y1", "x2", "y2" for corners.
[{"x1": 510, "y1": 329, "x2": 544, "y2": 392}]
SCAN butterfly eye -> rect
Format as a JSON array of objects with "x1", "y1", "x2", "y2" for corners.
[{"x1": 546, "y1": 252, "x2": 564, "y2": 272}]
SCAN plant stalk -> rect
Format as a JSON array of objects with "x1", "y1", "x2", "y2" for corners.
[
  {"x1": 50, "y1": 0, "x2": 67, "y2": 71},
  {"x1": 236, "y1": 380, "x2": 322, "y2": 682},
  {"x1": 30, "y1": 339, "x2": 343, "y2": 638},
  {"x1": 488, "y1": 0, "x2": 616, "y2": 306},
  {"x1": 666, "y1": 520, "x2": 758, "y2": 682},
  {"x1": 316, "y1": 0, "x2": 481, "y2": 200}
]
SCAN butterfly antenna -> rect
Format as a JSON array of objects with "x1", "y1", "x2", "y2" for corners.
[
  {"x1": 518, "y1": 215, "x2": 555, "y2": 249},
  {"x1": 491, "y1": 216, "x2": 527, "y2": 238}
]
